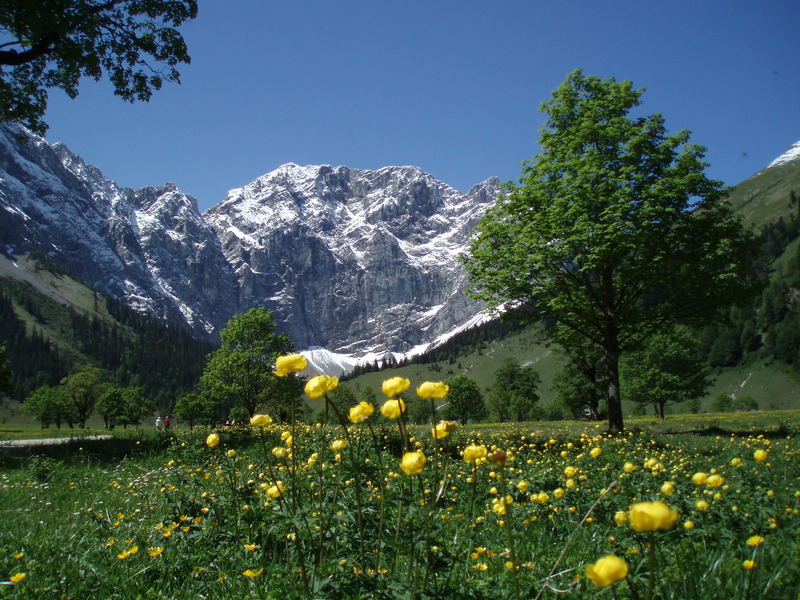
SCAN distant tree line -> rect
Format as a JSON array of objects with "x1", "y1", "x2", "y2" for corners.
[{"x1": 0, "y1": 275, "x2": 216, "y2": 412}]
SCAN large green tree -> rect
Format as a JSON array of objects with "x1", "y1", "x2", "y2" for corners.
[
  {"x1": 199, "y1": 308, "x2": 296, "y2": 419},
  {"x1": 465, "y1": 70, "x2": 760, "y2": 433},
  {"x1": 0, "y1": 0, "x2": 197, "y2": 133}
]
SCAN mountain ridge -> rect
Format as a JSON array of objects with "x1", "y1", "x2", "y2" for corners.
[{"x1": 0, "y1": 123, "x2": 499, "y2": 359}]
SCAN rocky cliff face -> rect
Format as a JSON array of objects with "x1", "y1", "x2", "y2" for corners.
[
  {"x1": 206, "y1": 163, "x2": 499, "y2": 353},
  {"x1": 0, "y1": 124, "x2": 499, "y2": 355},
  {"x1": 0, "y1": 123, "x2": 238, "y2": 335}
]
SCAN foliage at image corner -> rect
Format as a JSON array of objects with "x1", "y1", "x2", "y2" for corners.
[{"x1": 0, "y1": 0, "x2": 198, "y2": 134}]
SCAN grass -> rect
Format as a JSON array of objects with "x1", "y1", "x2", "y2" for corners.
[{"x1": 0, "y1": 410, "x2": 798, "y2": 599}]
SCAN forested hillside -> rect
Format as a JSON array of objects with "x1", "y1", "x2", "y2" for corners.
[{"x1": 0, "y1": 255, "x2": 217, "y2": 413}]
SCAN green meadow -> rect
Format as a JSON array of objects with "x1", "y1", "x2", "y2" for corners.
[{"x1": 1, "y1": 410, "x2": 798, "y2": 599}]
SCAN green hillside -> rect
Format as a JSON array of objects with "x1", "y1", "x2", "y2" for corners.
[
  {"x1": 0, "y1": 253, "x2": 217, "y2": 419},
  {"x1": 725, "y1": 158, "x2": 800, "y2": 227}
]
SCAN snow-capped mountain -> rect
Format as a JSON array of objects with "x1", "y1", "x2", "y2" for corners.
[
  {"x1": 206, "y1": 163, "x2": 499, "y2": 354},
  {"x1": 766, "y1": 140, "x2": 800, "y2": 169},
  {"x1": 0, "y1": 123, "x2": 499, "y2": 358}
]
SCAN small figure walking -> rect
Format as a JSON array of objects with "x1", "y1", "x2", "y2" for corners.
[
  {"x1": 155, "y1": 416, "x2": 163, "y2": 432},
  {"x1": 164, "y1": 416, "x2": 171, "y2": 430}
]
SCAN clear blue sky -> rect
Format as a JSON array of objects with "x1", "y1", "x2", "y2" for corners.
[{"x1": 42, "y1": 0, "x2": 800, "y2": 212}]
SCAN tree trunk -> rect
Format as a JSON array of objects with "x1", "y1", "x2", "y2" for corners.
[{"x1": 604, "y1": 343, "x2": 624, "y2": 434}]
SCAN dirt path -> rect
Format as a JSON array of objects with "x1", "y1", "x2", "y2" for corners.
[{"x1": 0, "y1": 435, "x2": 112, "y2": 447}]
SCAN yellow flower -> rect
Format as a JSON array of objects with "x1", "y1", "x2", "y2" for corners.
[
  {"x1": 10, "y1": 573, "x2": 25, "y2": 583},
  {"x1": 226, "y1": 449, "x2": 236, "y2": 458},
  {"x1": 305, "y1": 375, "x2": 339, "y2": 399},
  {"x1": 243, "y1": 568, "x2": 264, "y2": 578},
  {"x1": 691, "y1": 472, "x2": 708, "y2": 485},
  {"x1": 628, "y1": 501, "x2": 678, "y2": 532},
  {"x1": 742, "y1": 560, "x2": 755, "y2": 570},
  {"x1": 272, "y1": 446, "x2": 288, "y2": 459},
  {"x1": 516, "y1": 480, "x2": 529, "y2": 493},
  {"x1": 553, "y1": 487, "x2": 565, "y2": 499},
  {"x1": 661, "y1": 481, "x2": 675, "y2": 495},
  {"x1": 706, "y1": 474, "x2": 724, "y2": 488},
  {"x1": 117, "y1": 545, "x2": 139, "y2": 560},
  {"x1": 330, "y1": 438, "x2": 348, "y2": 451},
  {"x1": 614, "y1": 510, "x2": 628, "y2": 526},
  {"x1": 382, "y1": 376, "x2": 411, "y2": 398},
  {"x1": 380, "y1": 398, "x2": 406, "y2": 419},
  {"x1": 250, "y1": 414, "x2": 273, "y2": 427},
  {"x1": 348, "y1": 401, "x2": 374, "y2": 423},
  {"x1": 623, "y1": 462, "x2": 636, "y2": 473},
  {"x1": 432, "y1": 420, "x2": 459, "y2": 439},
  {"x1": 463, "y1": 444, "x2": 488, "y2": 464},
  {"x1": 730, "y1": 457, "x2": 742, "y2": 467},
  {"x1": 590, "y1": 447, "x2": 602, "y2": 458},
  {"x1": 586, "y1": 555, "x2": 628, "y2": 588},
  {"x1": 267, "y1": 481, "x2": 285, "y2": 499},
  {"x1": 244, "y1": 543, "x2": 258, "y2": 551},
  {"x1": 564, "y1": 465, "x2": 577, "y2": 478},
  {"x1": 746, "y1": 535, "x2": 764, "y2": 547},
  {"x1": 683, "y1": 520, "x2": 695, "y2": 530},
  {"x1": 147, "y1": 546, "x2": 164, "y2": 557},
  {"x1": 695, "y1": 499, "x2": 709, "y2": 511},
  {"x1": 205, "y1": 433, "x2": 220, "y2": 448},
  {"x1": 416, "y1": 381, "x2": 449, "y2": 399},
  {"x1": 273, "y1": 354, "x2": 307, "y2": 376},
  {"x1": 753, "y1": 449, "x2": 768, "y2": 463},
  {"x1": 400, "y1": 451, "x2": 426, "y2": 476}
]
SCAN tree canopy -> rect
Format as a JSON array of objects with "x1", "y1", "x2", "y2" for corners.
[
  {"x1": 0, "y1": 0, "x2": 197, "y2": 133},
  {"x1": 465, "y1": 70, "x2": 761, "y2": 433},
  {"x1": 199, "y1": 308, "x2": 298, "y2": 419}
]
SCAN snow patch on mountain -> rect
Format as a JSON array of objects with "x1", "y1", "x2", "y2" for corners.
[{"x1": 766, "y1": 140, "x2": 800, "y2": 169}]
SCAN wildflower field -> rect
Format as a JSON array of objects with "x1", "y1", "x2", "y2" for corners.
[{"x1": 1, "y1": 375, "x2": 799, "y2": 599}]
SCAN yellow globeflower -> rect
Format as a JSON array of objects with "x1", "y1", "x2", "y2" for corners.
[
  {"x1": 586, "y1": 555, "x2": 628, "y2": 588},
  {"x1": 628, "y1": 501, "x2": 679, "y2": 532},
  {"x1": 226, "y1": 449, "x2": 236, "y2": 458},
  {"x1": 614, "y1": 510, "x2": 628, "y2": 526},
  {"x1": 330, "y1": 438, "x2": 348, "y2": 451},
  {"x1": 695, "y1": 499, "x2": 709, "y2": 511},
  {"x1": 661, "y1": 481, "x2": 675, "y2": 495},
  {"x1": 623, "y1": 462, "x2": 636, "y2": 473},
  {"x1": 382, "y1": 376, "x2": 411, "y2": 398},
  {"x1": 746, "y1": 535, "x2": 764, "y2": 547},
  {"x1": 273, "y1": 354, "x2": 307, "y2": 377},
  {"x1": 463, "y1": 444, "x2": 488, "y2": 464},
  {"x1": 741, "y1": 560, "x2": 755, "y2": 571},
  {"x1": 754, "y1": 449, "x2": 768, "y2": 463},
  {"x1": 205, "y1": 433, "x2": 220, "y2": 448},
  {"x1": 706, "y1": 474, "x2": 724, "y2": 488},
  {"x1": 432, "y1": 420, "x2": 459, "y2": 439},
  {"x1": 564, "y1": 466, "x2": 577, "y2": 478},
  {"x1": 590, "y1": 447, "x2": 602, "y2": 458},
  {"x1": 691, "y1": 472, "x2": 708, "y2": 485},
  {"x1": 348, "y1": 401, "x2": 374, "y2": 424},
  {"x1": 305, "y1": 375, "x2": 339, "y2": 399},
  {"x1": 416, "y1": 381, "x2": 449, "y2": 399},
  {"x1": 250, "y1": 414, "x2": 273, "y2": 427},
  {"x1": 400, "y1": 450, "x2": 426, "y2": 475},
  {"x1": 267, "y1": 481, "x2": 285, "y2": 499},
  {"x1": 380, "y1": 398, "x2": 406, "y2": 420}
]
